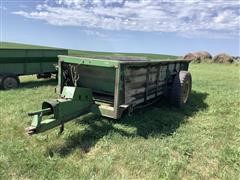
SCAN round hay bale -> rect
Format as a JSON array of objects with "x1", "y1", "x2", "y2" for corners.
[
  {"x1": 195, "y1": 51, "x2": 212, "y2": 60},
  {"x1": 213, "y1": 53, "x2": 234, "y2": 63},
  {"x1": 183, "y1": 51, "x2": 212, "y2": 63},
  {"x1": 183, "y1": 53, "x2": 197, "y2": 60}
]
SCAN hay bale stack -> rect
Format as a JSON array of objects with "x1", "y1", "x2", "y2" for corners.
[
  {"x1": 183, "y1": 51, "x2": 212, "y2": 63},
  {"x1": 213, "y1": 53, "x2": 234, "y2": 63}
]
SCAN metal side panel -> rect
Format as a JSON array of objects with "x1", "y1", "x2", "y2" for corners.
[
  {"x1": 0, "y1": 62, "x2": 56, "y2": 75},
  {"x1": 0, "y1": 49, "x2": 67, "y2": 63},
  {"x1": 123, "y1": 61, "x2": 185, "y2": 106},
  {"x1": 60, "y1": 62, "x2": 116, "y2": 95},
  {"x1": 58, "y1": 61, "x2": 119, "y2": 118},
  {"x1": 58, "y1": 55, "x2": 119, "y2": 68},
  {"x1": 0, "y1": 63, "x2": 24, "y2": 75}
]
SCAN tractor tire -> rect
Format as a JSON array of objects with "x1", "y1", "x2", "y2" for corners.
[
  {"x1": 170, "y1": 71, "x2": 192, "y2": 107},
  {"x1": 2, "y1": 76, "x2": 20, "y2": 90}
]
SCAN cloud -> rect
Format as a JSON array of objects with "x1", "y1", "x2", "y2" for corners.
[
  {"x1": 83, "y1": 29, "x2": 107, "y2": 38},
  {"x1": 13, "y1": 0, "x2": 240, "y2": 38}
]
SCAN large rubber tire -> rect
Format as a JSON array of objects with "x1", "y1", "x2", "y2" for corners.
[
  {"x1": 2, "y1": 76, "x2": 20, "y2": 90},
  {"x1": 170, "y1": 71, "x2": 192, "y2": 107}
]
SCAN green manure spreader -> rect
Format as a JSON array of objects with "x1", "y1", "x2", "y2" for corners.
[
  {"x1": 0, "y1": 48, "x2": 68, "y2": 89},
  {"x1": 27, "y1": 55, "x2": 192, "y2": 135}
]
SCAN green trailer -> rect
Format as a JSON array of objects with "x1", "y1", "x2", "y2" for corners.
[
  {"x1": 27, "y1": 55, "x2": 192, "y2": 135},
  {"x1": 0, "y1": 48, "x2": 68, "y2": 89}
]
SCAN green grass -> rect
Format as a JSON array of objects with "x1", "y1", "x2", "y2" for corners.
[
  {"x1": 0, "y1": 64, "x2": 240, "y2": 179},
  {"x1": 0, "y1": 41, "x2": 178, "y2": 60},
  {"x1": 0, "y1": 42, "x2": 59, "y2": 49},
  {"x1": 68, "y1": 49, "x2": 178, "y2": 60}
]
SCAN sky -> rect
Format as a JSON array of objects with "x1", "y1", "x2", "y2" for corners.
[{"x1": 0, "y1": 0, "x2": 239, "y2": 56}]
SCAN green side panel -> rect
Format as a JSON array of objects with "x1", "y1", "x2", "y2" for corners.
[
  {"x1": 0, "y1": 49, "x2": 25, "y2": 58},
  {"x1": 59, "y1": 55, "x2": 119, "y2": 68},
  {"x1": 25, "y1": 63, "x2": 55, "y2": 74},
  {"x1": 0, "y1": 62, "x2": 56, "y2": 75},
  {"x1": 41, "y1": 62, "x2": 57, "y2": 72},
  {"x1": 78, "y1": 65, "x2": 116, "y2": 94},
  {"x1": 0, "y1": 57, "x2": 57, "y2": 63},
  {"x1": 0, "y1": 49, "x2": 68, "y2": 63},
  {"x1": 0, "y1": 63, "x2": 24, "y2": 75},
  {"x1": 59, "y1": 55, "x2": 191, "y2": 68},
  {"x1": 0, "y1": 49, "x2": 67, "y2": 75},
  {"x1": 25, "y1": 63, "x2": 41, "y2": 74}
]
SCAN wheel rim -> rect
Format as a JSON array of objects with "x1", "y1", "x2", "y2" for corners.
[
  {"x1": 182, "y1": 80, "x2": 190, "y2": 103},
  {"x1": 3, "y1": 77, "x2": 18, "y2": 89}
]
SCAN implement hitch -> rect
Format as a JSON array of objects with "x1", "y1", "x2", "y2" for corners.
[{"x1": 27, "y1": 86, "x2": 95, "y2": 135}]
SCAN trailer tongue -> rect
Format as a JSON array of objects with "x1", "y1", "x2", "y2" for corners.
[
  {"x1": 27, "y1": 55, "x2": 192, "y2": 135},
  {"x1": 27, "y1": 86, "x2": 96, "y2": 135}
]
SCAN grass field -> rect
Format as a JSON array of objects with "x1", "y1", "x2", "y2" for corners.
[
  {"x1": 0, "y1": 42, "x2": 178, "y2": 60},
  {"x1": 0, "y1": 63, "x2": 239, "y2": 179}
]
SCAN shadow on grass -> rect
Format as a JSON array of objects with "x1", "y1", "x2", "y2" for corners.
[
  {"x1": 20, "y1": 79, "x2": 57, "y2": 89},
  {"x1": 48, "y1": 91, "x2": 208, "y2": 156}
]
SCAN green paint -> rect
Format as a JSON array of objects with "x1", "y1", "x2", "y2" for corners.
[
  {"x1": 28, "y1": 55, "x2": 191, "y2": 135},
  {"x1": 0, "y1": 49, "x2": 67, "y2": 76},
  {"x1": 59, "y1": 55, "x2": 119, "y2": 68},
  {"x1": 27, "y1": 86, "x2": 95, "y2": 134}
]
